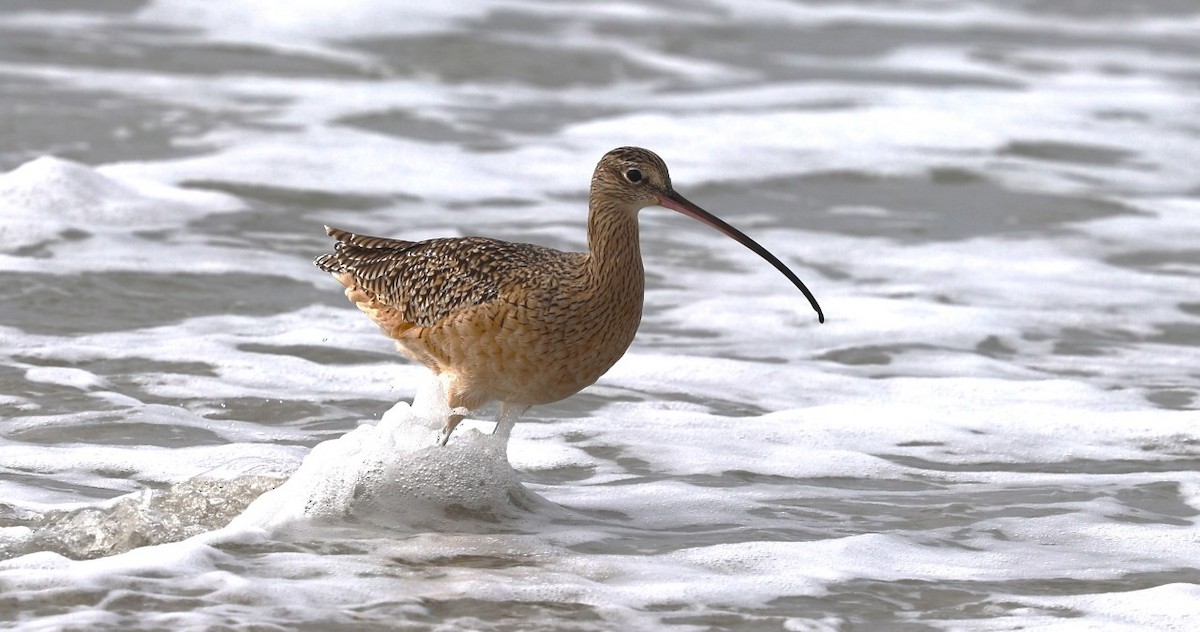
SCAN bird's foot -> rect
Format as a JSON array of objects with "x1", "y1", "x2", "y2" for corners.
[{"x1": 436, "y1": 409, "x2": 469, "y2": 446}]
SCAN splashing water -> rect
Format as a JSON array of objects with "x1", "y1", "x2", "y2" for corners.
[
  {"x1": 232, "y1": 377, "x2": 553, "y2": 534},
  {"x1": 2, "y1": 376, "x2": 558, "y2": 561}
]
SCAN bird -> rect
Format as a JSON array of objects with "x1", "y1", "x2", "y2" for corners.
[{"x1": 315, "y1": 146, "x2": 823, "y2": 449}]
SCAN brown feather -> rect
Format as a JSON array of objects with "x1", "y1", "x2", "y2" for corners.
[{"x1": 313, "y1": 147, "x2": 818, "y2": 446}]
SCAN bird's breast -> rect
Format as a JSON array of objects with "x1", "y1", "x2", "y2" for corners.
[
  {"x1": 393, "y1": 250, "x2": 647, "y2": 407},
  {"x1": 491, "y1": 275, "x2": 643, "y2": 403}
]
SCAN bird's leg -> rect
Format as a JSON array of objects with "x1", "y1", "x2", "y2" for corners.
[
  {"x1": 437, "y1": 406, "x2": 470, "y2": 446},
  {"x1": 492, "y1": 402, "x2": 530, "y2": 449}
]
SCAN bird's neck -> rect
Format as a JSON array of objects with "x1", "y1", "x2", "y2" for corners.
[{"x1": 586, "y1": 201, "x2": 645, "y2": 295}]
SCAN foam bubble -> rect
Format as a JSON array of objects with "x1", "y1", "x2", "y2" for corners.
[{"x1": 233, "y1": 377, "x2": 553, "y2": 533}]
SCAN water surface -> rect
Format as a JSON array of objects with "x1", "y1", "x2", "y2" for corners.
[{"x1": 1, "y1": 1, "x2": 1199, "y2": 630}]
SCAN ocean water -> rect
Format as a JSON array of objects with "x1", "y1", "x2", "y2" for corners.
[{"x1": 1, "y1": 0, "x2": 1198, "y2": 629}]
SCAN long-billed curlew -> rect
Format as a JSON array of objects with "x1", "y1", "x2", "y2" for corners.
[{"x1": 315, "y1": 147, "x2": 823, "y2": 448}]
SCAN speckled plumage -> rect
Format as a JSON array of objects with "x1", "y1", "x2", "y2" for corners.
[{"x1": 316, "y1": 146, "x2": 822, "y2": 447}]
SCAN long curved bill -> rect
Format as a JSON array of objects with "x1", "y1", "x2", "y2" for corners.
[{"x1": 658, "y1": 189, "x2": 825, "y2": 324}]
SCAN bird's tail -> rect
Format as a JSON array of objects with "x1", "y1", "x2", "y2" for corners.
[{"x1": 314, "y1": 225, "x2": 417, "y2": 273}]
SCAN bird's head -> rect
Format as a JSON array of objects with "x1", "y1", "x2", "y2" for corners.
[{"x1": 590, "y1": 146, "x2": 825, "y2": 323}]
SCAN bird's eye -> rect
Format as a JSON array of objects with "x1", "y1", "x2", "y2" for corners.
[{"x1": 624, "y1": 168, "x2": 643, "y2": 183}]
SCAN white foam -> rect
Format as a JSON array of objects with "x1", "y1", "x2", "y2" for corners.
[
  {"x1": 0, "y1": 156, "x2": 241, "y2": 253},
  {"x1": 136, "y1": 0, "x2": 494, "y2": 42},
  {"x1": 232, "y1": 377, "x2": 547, "y2": 533},
  {"x1": 0, "y1": 440, "x2": 303, "y2": 506},
  {"x1": 972, "y1": 582, "x2": 1200, "y2": 631},
  {"x1": 105, "y1": 127, "x2": 556, "y2": 201},
  {"x1": 22, "y1": 366, "x2": 107, "y2": 391}
]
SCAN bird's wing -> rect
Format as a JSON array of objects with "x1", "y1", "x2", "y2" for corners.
[{"x1": 315, "y1": 226, "x2": 561, "y2": 328}]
